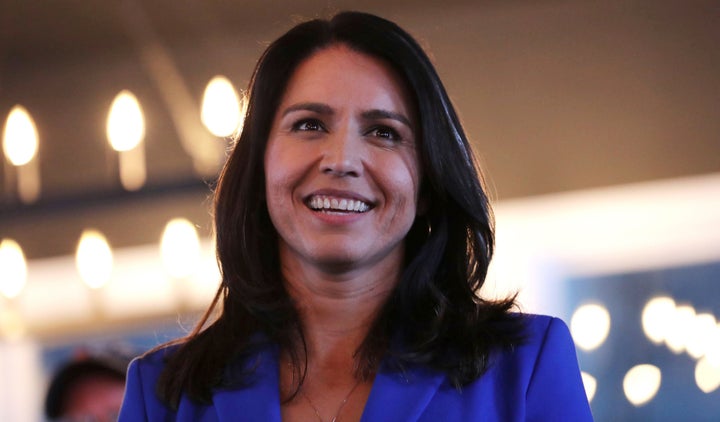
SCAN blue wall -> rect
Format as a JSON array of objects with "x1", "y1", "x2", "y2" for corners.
[{"x1": 560, "y1": 261, "x2": 720, "y2": 421}]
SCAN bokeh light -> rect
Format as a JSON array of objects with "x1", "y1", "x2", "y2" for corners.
[
  {"x1": 687, "y1": 313, "x2": 717, "y2": 359},
  {"x1": 107, "y1": 90, "x2": 145, "y2": 152},
  {"x1": 666, "y1": 305, "x2": 696, "y2": 354},
  {"x1": 571, "y1": 303, "x2": 611, "y2": 351},
  {"x1": 201, "y1": 75, "x2": 243, "y2": 137},
  {"x1": 707, "y1": 324, "x2": 720, "y2": 366},
  {"x1": 695, "y1": 356, "x2": 720, "y2": 393},
  {"x1": 0, "y1": 239, "x2": 27, "y2": 299},
  {"x1": 160, "y1": 218, "x2": 200, "y2": 279},
  {"x1": 75, "y1": 230, "x2": 113, "y2": 289},
  {"x1": 623, "y1": 364, "x2": 662, "y2": 406},
  {"x1": 2, "y1": 105, "x2": 38, "y2": 166},
  {"x1": 581, "y1": 371, "x2": 597, "y2": 403},
  {"x1": 0, "y1": 307, "x2": 26, "y2": 340},
  {"x1": 642, "y1": 296, "x2": 676, "y2": 344}
]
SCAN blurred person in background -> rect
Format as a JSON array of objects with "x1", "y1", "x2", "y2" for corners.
[
  {"x1": 45, "y1": 348, "x2": 131, "y2": 422},
  {"x1": 119, "y1": 11, "x2": 592, "y2": 421}
]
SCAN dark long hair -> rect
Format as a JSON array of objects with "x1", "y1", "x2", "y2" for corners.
[{"x1": 156, "y1": 11, "x2": 525, "y2": 408}]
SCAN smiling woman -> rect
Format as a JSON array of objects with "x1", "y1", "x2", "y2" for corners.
[{"x1": 118, "y1": 11, "x2": 592, "y2": 422}]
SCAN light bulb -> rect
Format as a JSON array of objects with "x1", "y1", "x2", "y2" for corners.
[
  {"x1": 76, "y1": 230, "x2": 113, "y2": 289},
  {"x1": 160, "y1": 218, "x2": 200, "y2": 278},
  {"x1": 0, "y1": 238, "x2": 27, "y2": 298},
  {"x1": 2, "y1": 105, "x2": 39, "y2": 166},
  {"x1": 571, "y1": 303, "x2": 611, "y2": 351},
  {"x1": 107, "y1": 90, "x2": 145, "y2": 151},
  {"x1": 201, "y1": 76, "x2": 242, "y2": 137}
]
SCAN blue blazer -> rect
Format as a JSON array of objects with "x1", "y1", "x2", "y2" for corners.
[{"x1": 119, "y1": 315, "x2": 592, "y2": 421}]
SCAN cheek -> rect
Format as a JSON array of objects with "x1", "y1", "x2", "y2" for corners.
[
  {"x1": 265, "y1": 170, "x2": 292, "y2": 218},
  {"x1": 264, "y1": 142, "x2": 290, "y2": 193},
  {"x1": 382, "y1": 155, "x2": 421, "y2": 209},
  {"x1": 264, "y1": 143, "x2": 307, "y2": 220},
  {"x1": 264, "y1": 147, "x2": 287, "y2": 218}
]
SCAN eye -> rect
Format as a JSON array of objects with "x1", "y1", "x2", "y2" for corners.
[
  {"x1": 367, "y1": 126, "x2": 401, "y2": 141},
  {"x1": 292, "y1": 118, "x2": 324, "y2": 132}
]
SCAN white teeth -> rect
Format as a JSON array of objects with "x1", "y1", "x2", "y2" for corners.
[{"x1": 308, "y1": 195, "x2": 370, "y2": 213}]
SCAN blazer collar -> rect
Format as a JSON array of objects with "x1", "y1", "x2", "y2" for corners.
[
  {"x1": 210, "y1": 345, "x2": 445, "y2": 422},
  {"x1": 361, "y1": 359, "x2": 445, "y2": 421}
]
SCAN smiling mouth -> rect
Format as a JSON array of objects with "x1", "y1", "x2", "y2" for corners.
[{"x1": 307, "y1": 195, "x2": 372, "y2": 213}]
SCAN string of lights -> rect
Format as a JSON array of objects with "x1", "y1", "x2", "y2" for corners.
[{"x1": 1, "y1": 75, "x2": 243, "y2": 301}]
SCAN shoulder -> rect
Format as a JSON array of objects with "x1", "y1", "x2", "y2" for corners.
[
  {"x1": 474, "y1": 313, "x2": 576, "y2": 371},
  {"x1": 118, "y1": 345, "x2": 180, "y2": 421},
  {"x1": 408, "y1": 314, "x2": 593, "y2": 421},
  {"x1": 486, "y1": 314, "x2": 593, "y2": 420},
  {"x1": 490, "y1": 314, "x2": 580, "y2": 385},
  {"x1": 129, "y1": 345, "x2": 180, "y2": 389},
  {"x1": 457, "y1": 314, "x2": 576, "y2": 382},
  {"x1": 519, "y1": 313, "x2": 575, "y2": 356},
  {"x1": 119, "y1": 341, "x2": 278, "y2": 421},
  {"x1": 136, "y1": 344, "x2": 178, "y2": 367}
]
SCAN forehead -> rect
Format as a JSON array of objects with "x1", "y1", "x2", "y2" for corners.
[{"x1": 277, "y1": 44, "x2": 415, "y2": 117}]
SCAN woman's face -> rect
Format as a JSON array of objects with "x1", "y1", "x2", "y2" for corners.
[{"x1": 264, "y1": 45, "x2": 421, "y2": 274}]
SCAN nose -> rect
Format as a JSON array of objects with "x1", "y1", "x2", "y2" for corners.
[{"x1": 319, "y1": 129, "x2": 363, "y2": 177}]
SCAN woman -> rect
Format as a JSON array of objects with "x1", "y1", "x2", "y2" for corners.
[{"x1": 119, "y1": 11, "x2": 592, "y2": 421}]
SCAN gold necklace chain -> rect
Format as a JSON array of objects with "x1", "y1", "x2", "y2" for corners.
[{"x1": 300, "y1": 379, "x2": 362, "y2": 422}]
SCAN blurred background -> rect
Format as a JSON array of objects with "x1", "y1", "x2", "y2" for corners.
[{"x1": 1, "y1": 0, "x2": 718, "y2": 420}]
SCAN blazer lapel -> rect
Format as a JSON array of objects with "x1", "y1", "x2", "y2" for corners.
[
  {"x1": 212, "y1": 345, "x2": 282, "y2": 422},
  {"x1": 361, "y1": 361, "x2": 445, "y2": 421},
  {"x1": 209, "y1": 344, "x2": 445, "y2": 422}
]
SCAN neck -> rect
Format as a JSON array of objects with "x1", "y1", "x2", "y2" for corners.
[{"x1": 279, "y1": 246, "x2": 401, "y2": 367}]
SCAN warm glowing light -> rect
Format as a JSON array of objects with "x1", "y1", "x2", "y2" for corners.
[
  {"x1": 160, "y1": 218, "x2": 200, "y2": 278},
  {"x1": 2, "y1": 105, "x2": 39, "y2": 166},
  {"x1": 107, "y1": 90, "x2": 146, "y2": 190},
  {"x1": 0, "y1": 239, "x2": 27, "y2": 299},
  {"x1": 642, "y1": 296, "x2": 676, "y2": 344},
  {"x1": 623, "y1": 364, "x2": 661, "y2": 406},
  {"x1": 107, "y1": 90, "x2": 145, "y2": 151},
  {"x1": 695, "y1": 356, "x2": 720, "y2": 393},
  {"x1": 707, "y1": 324, "x2": 720, "y2": 366},
  {"x1": 118, "y1": 145, "x2": 146, "y2": 191},
  {"x1": 687, "y1": 313, "x2": 717, "y2": 359},
  {"x1": 0, "y1": 307, "x2": 26, "y2": 340},
  {"x1": 201, "y1": 76, "x2": 242, "y2": 137},
  {"x1": 75, "y1": 230, "x2": 113, "y2": 289},
  {"x1": 666, "y1": 305, "x2": 696, "y2": 354},
  {"x1": 581, "y1": 372, "x2": 597, "y2": 403},
  {"x1": 570, "y1": 303, "x2": 611, "y2": 351}
]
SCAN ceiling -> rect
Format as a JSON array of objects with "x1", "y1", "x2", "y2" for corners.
[{"x1": 1, "y1": 0, "x2": 719, "y2": 259}]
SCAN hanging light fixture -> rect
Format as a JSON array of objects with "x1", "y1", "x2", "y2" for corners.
[
  {"x1": 160, "y1": 218, "x2": 201, "y2": 279},
  {"x1": 0, "y1": 238, "x2": 28, "y2": 299},
  {"x1": 75, "y1": 229, "x2": 114, "y2": 289},
  {"x1": 201, "y1": 75, "x2": 243, "y2": 137},
  {"x1": 2, "y1": 105, "x2": 40, "y2": 203},
  {"x1": 107, "y1": 90, "x2": 146, "y2": 191}
]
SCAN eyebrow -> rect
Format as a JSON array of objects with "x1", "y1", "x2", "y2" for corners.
[
  {"x1": 281, "y1": 102, "x2": 412, "y2": 128},
  {"x1": 360, "y1": 109, "x2": 412, "y2": 128},
  {"x1": 281, "y1": 102, "x2": 334, "y2": 117}
]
